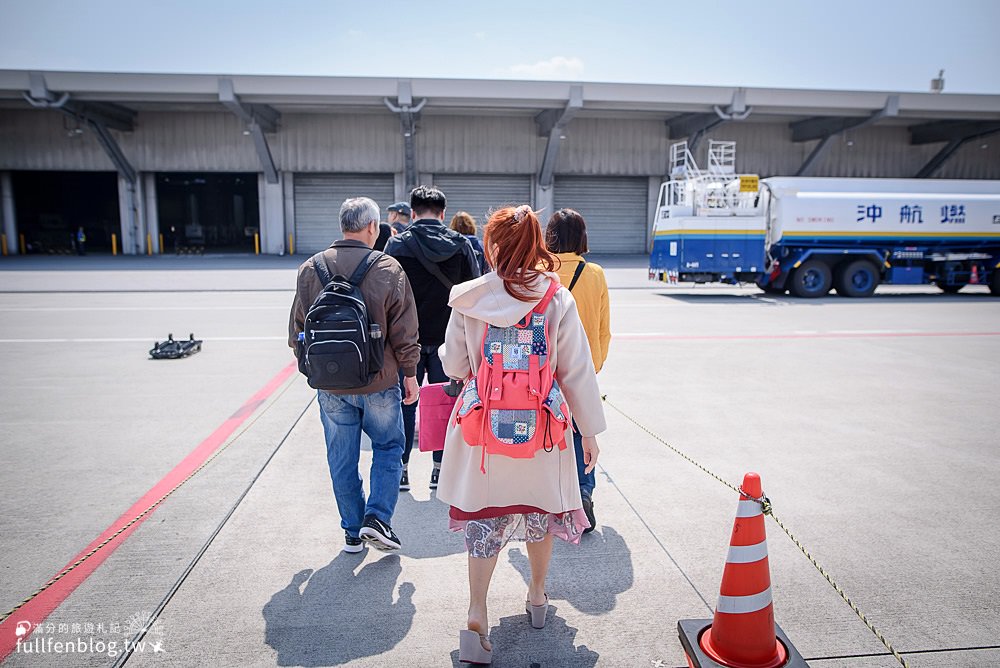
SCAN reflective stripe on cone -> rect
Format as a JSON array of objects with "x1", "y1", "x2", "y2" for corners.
[{"x1": 699, "y1": 472, "x2": 788, "y2": 668}]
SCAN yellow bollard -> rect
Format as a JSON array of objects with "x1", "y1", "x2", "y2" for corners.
[
  {"x1": 147, "y1": 233, "x2": 152, "y2": 256},
  {"x1": 254, "y1": 233, "x2": 260, "y2": 256},
  {"x1": 111, "y1": 233, "x2": 117, "y2": 256},
  {"x1": 20, "y1": 233, "x2": 26, "y2": 255},
  {"x1": 288, "y1": 233, "x2": 295, "y2": 255},
  {"x1": 1, "y1": 234, "x2": 7, "y2": 256},
  {"x1": 159, "y1": 234, "x2": 164, "y2": 254}
]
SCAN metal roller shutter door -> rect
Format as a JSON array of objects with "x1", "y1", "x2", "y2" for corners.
[
  {"x1": 294, "y1": 174, "x2": 395, "y2": 254},
  {"x1": 553, "y1": 176, "x2": 649, "y2": 253},
  {"x1": 431, "y1": 174, "x2": 533, "y2": 228}
]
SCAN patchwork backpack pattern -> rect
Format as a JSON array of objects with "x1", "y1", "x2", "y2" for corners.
[{"x1": 455, "y1": 280, "x2": 570, "y2": 471}]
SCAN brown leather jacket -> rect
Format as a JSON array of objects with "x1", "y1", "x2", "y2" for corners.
[{"x1": 288, "y1": 239, "x2": 420, "y2": 395}]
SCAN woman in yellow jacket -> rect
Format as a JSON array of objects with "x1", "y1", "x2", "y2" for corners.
[{"x1": 545, "y1": 208, "x2": 611, "y2": 533}]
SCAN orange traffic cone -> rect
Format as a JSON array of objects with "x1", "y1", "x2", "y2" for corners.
[
  {"x1": 677, "y1": 472, "x2": 807, "y2": 668},
  {"x1": 700, "y1": 472, "x2": 785, "y2": 666},
  {"x1": 971, "y1": 265, "x2": 980, "y2": 284}
]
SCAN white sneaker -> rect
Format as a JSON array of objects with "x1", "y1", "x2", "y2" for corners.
[{"x1": 344, "y1": 532, "x2": 364, "y2": 554}]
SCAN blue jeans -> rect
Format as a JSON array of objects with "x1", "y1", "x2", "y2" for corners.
[
  {"x1": 317, "y1": 386, "x2": 405, "y2": 537},
  {"x1": 399, "y1": 345, "x2": 447, "y2": 465},
  {"x1": 573, "y1": 420, "x2": 596, "y2": 500}
]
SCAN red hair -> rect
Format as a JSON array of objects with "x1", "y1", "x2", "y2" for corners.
[{"x1": 483, "y1": 205, "x2": 558, "y2": 301}]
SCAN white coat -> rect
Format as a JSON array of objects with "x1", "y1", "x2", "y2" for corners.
[{"x1": 435, "y1": 271, "x2": 607, "y2": 514}]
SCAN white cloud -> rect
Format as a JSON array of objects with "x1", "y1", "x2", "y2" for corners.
[{"x1": 502, "y1": 56, "x2": 584, "y2": 80}]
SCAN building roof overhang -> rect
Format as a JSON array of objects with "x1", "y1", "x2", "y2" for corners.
[{"x1": 1, "y1": 69, "x2": 998, "y2": 123}]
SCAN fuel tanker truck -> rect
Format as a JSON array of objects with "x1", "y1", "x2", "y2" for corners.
[{"x1": 648, "y1": 140, "x2": 1000, "y2": 297}]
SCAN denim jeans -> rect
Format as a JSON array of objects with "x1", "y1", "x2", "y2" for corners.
[
  {"x1": 399, "y1": 344, "x2": 447, "y2": 465},
  {"x1": 573, "y1": 420, "x2": 596, "y2": 500},
  {"x1": 317, "y1": 385, "x2": 405, "y2": 537}
]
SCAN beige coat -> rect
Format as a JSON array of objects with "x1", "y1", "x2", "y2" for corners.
[{"x1": 436, "y1": 272, "x2": 607, "y2": 514}]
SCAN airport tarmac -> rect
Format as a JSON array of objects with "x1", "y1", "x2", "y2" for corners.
[{"x1": 1, "y1": 254, "x2": 999, "y2": 667}]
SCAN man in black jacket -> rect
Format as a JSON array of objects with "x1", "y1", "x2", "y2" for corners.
[{"x1": 384, "y1": 185, "x2": 481, "y2": 491}]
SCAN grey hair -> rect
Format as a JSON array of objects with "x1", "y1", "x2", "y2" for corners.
[{"x1": 339, "y1": 197, "x2": 380, "y2": 233}]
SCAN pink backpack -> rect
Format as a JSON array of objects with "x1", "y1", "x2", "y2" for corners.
[{"x1": 455, "y1": 279, "x2": 570, "y2": 472}]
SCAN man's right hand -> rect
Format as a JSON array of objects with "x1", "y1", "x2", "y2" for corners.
[{"x1": 402, "y1": 376, "x2": 420, "y2": 405}]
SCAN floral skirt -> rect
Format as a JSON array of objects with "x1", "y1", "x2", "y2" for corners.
[{"x1": 449, "y1": 509, "x2": 590, "y2": 559}]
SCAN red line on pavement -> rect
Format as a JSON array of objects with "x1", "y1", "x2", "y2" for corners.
[
  {"x1": 615, "y1": 331, "x2": 1000, "y2": 341},
  {"x1": 0, "y1": 361, "x2": 297, "y2": 662}
]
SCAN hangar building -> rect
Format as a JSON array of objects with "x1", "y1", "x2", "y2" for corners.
[{"x1": 1, "y1": 70, "x2": 998, "y2": 256}]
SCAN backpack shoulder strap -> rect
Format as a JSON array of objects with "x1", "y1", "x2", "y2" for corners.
[
  {"x1": 532, "y1": 279, "x2": 561, "y2": 315},
  {"x1": 347, "y1": 250, "x2": 382, "y2": 286},
  {"x1": 311, "y1": 252, "x2": 333, "y2": 287},
  {"x1": 402, "y1": 235, "x2": 454, "y2": 289},
  {"x1": 567, "y1": 258, "x2": 587, "y2": 292}
]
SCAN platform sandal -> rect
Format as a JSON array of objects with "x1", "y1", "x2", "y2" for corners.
[
  {"x1": 458, "y1": 628, "x2": 492, "y2": 665},
  {"x1": 525, "y1": 594, "x2": 549, "y2": 629}
]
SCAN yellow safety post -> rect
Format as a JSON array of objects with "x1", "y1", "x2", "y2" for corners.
[
  {"x1": 288, "y1": 233, "x2": 295, "y2": 255},
  {"x1": 1, "y1": 234, "x2": 7, "y2": 256},
  {"x1": 159, "y1": 234, "x2": 164, "y2": 254},
  {"x1": 111, "y1": 233, "x2": 117, "y2": 256},
  {"x1": 147, "y1": 233, "x2": 153, "y2": 256},
  {"x1": 254, "y1": 233, "x2": 260, "y2": 256},
  {"x1": 20, "y1": 234, "x2": 26, "y2": 255}
]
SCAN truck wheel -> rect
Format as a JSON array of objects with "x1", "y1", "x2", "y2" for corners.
[
  {"x1": 935, "y1": 280, "x2": 965, "y2": 294},
  {"x1": 990, "y1": 269, "x2": 1000, "y2": 296},
  {"x1": 789, "y1": 260, "x2": 832, "y2": 298},
  {"x1": 835, "y1": 260, "x2": 879, "y2": 298}
]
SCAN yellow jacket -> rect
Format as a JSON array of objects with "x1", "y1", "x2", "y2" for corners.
[{"x1": 554, "y1": 252, "x2": 611, "y2": 373}]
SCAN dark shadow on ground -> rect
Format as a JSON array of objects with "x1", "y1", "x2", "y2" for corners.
[
  {"x1": 263, "y1": 553, "x2": 415, "y2": 666},
  {"x1": 0, "y1": 255, "x2": 303, "y2": 271},
  {"x1": 448, "y1": 604, "x2": 599, "y2": 667},
  {"x1": 390, "y1": 493, "x2": 467, "y2": 559},
  {"x1": 508, "y1": 526, "x2": 634, "y2": 616},
  {"x1": 657, "y1": 290, "x2": 996, "y2": 305}
]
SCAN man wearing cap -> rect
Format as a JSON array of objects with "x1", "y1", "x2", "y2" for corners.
[{"x1": 387, "y1": 202, "x2": 411, "y2": 234}]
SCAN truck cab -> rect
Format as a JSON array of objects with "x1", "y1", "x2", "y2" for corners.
[{"x1": 649, "y1": 140, "x2": 769, "y2": 286}]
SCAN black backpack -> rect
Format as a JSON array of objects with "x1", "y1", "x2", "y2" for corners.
[{"x1": 297, "y1": 250, "x2": 385, "y2": 390}]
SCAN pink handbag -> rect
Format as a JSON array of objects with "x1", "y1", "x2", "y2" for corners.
[{"x1": 417, "y1": 381, "x2": 461, "y2": 452}]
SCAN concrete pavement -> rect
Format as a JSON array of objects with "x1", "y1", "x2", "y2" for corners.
[{"x1": 1, "y1": 254, "x2": 999, "y2": 667}]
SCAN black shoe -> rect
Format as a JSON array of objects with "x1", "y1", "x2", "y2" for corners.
[
  {"x1": 399, "y1": 468, "x2": 410, "y2": 492},
  {"x1": 582, "y1": 496, "x2": 596, "y2": 534},
  {"x1": 359, "y1": 515, "x2": 401, "y2": 551},
  {"x1": 344, "y1": 532, "x2": 364, "y2": 554},
  {"x1": 429, "y1": 467, "x2": 440, "y2": 490}
]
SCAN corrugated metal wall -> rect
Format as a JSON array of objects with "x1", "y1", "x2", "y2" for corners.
[
  {"x1": 936, "y1": 138, "x2": 1000, "y2": 179},
  {"x1": 555, "y1": 118, "x2": 670, "y2": 175},
  {"x1": 123, "y1": 112, "x2": 259, "y2": 171},
  {"x1": 418, "y1": 115, "x2": 538, "y2": 174},
  {"x1": 279, "y1": 114, "x2": 401, "y2": 172},
  {"x1": 1, "y1": 109, "x2": 997, "y2": 179},
  {"x1": 703, "y1": 122, "x2": 1000, "y2": 179},
  {"x1": 704, "y1": 123, "x2": 803, "y2": 177},
  {"x1": 0, "y1": 111, "x2": 115, "y2": 170}
]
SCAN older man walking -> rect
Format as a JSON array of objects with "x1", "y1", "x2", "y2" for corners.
[{"x1": 289, "y1": 197, "x2": 420, "y2": 553}]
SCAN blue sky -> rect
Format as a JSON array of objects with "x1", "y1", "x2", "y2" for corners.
[{"x1": 1, "y1": 0, "x2": 998, "y2": 93}]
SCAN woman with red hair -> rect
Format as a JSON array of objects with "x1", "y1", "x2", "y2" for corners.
[{"x1": 437, "y1": 205, "x2": 606, "y2": 664}]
